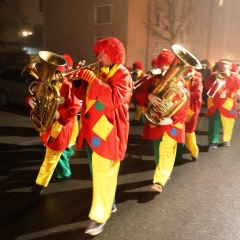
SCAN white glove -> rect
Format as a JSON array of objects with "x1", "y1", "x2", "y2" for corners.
[
  {"x1": 150, "y1": 68, "x2": 161, "y2": 75},
  {"x1": 60, "y1": 96, "x2": 65, "y2": 105},
  {"x1": 54, "y1": 111, "x2": 60, "y2": 119},
  {"x1": 29, "y1": 97, "x2": 36, "y2": 109},
  {"x1": 159, "y1": 117, "x2": 173, "y2": 125}
]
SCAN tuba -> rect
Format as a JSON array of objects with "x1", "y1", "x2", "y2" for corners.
[
  {"x1": 144, "y1": 45, "x2": 202, "y2": 126},
  {"x1": 22, "y1": 51, "x2": 66, "y2": 132}
]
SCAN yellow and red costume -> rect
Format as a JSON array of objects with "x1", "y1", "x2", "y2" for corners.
[
  {"x1": 204, "y1": 70, "x2": 240, "y2": 145},
  {"x1": 176, "y1": 70, "x2": 203, "y2": 159},
  {"x1": 73, "y1": 66, "x2": 132, "y2": 160},
  {"x1": 72, "y1": 37, "x2": 133, "y2": 225},
  {"x1": 135, "y1": 48, "x2": 190, "y2": 189},
  {"x1": 26, "y1": 77, "x2": 80, "y2": 187},
  {"x1": 131, "y1": 61, "x2": 146, "y2": 123}
]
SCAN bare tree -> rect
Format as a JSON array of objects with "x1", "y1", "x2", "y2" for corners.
[
  {"x1": 0, "y1": 0, "x2": 29, "y2": 44},
  {"x1": 147, "y1": 0, "x2": 194, "y2": 46}
]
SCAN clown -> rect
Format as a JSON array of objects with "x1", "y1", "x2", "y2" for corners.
[
  {"x1": 131, "y1": 60, "x2": 146, "y2": 125},
  {"x1": 72, "y1": 37, "x2": 133, "y2": 236},
  {"x1": 204, "y1": 60, "x2": 240, "y2": 149},
  {"x1": 135, "y1": 49, "x2": 190, "y2": 193},
  {"x1": 52, "y1": 54, "x2": 80, "y2": 182},
  {"x1": 27, "y1": 53, "x2": 80, "y2": 194},
  {"x1": 176, "y1": 66, "x2": 203, "y2": 160}
]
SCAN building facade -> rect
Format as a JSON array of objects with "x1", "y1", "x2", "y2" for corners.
[{"x1": 42, "y1": 0, "x2": 240, "y2": 71}]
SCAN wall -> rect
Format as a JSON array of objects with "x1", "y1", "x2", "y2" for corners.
[{"x1": 42, "y1": 0, "x2": 240, "y2": 69}]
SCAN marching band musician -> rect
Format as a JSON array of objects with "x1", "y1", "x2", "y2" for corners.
[
  {"x1": 131, "y1": 61, "x2": 146, "y2": 125},
  {"x1": 26, "y1": 54, "x2": 80, "y2": 194},
  {"x1": 204, "y1": 60, "x2": 240, "y2": 150},
  {"x1": 175, "y1": 66, "x2": 203, "y2": 161},
  {"x1": 51, "y1": 54, "x2": 79, "y2": 182},
  {"x1": 135, "y1": 49, "x2": 190, "y2": 193},
  {"x1": 71, "y1": 37, "x2": 133, "y2": 236},
  {"x1": 132, "y1": 59, "x2": 162, "y2": 125}
]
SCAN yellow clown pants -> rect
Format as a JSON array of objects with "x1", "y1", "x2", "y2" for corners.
[
  {"x1": 208, "y1": 110, "x2": 235, "y2": 143},
  {"x1": 185, "y1": 132, "x2": 199, "y2": 158},
  {"x1": 89, "y1": 151, "x2": 120, "y2": 223},
  {"x1": 36, "y1": 147, "x2": 62, "y2": 187},
  {"x1": 153, "y1": 132, "x2": 177, "y2": 187},
  {"x1": 133, "y1": 104, "x2": 144, "y2": 121},
  {"x1": 221, "y1": 115, "x2": 235, "y2": 142}
]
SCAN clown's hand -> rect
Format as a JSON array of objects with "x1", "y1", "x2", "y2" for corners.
[
  {"x1": 148, "y1": 93, "x2": 161, "y2": 106},
  {"x1": 159, "y1": 117, "x2": 173, "y2": 125},
  {"x1": 216, "y1": 78, "x2": 226, "y2": 85},
  {"x1": 29, "y1": 97, "x2": 36, "y2": 109},
  {"x1": 77, "y1": 69, "x2": 96, "y2": 84},
  {"x1": 54, "y1": 111, "x2": 60, "y2": 120}
]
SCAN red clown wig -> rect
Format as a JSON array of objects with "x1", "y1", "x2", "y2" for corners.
[
  {"x1": 133, "y1": 61, "x2": 143, "y2": 70},
  {"x1": 157, "y1": 49, "x2": 174, "y2": 67},
  {"x1": 231, "y1": 62, "x2": 238, "y2": 72},
  {"x1": 94, "y1": 37, "x2": 125, "y2": 64},
  {"x1": 151, "y1": 58, "x2": 158, "y2": 68}
]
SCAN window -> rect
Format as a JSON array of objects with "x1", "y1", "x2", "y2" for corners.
[
  {"x1": 95, "y1": 5, "x2": 112, "y2": 24},
  {"x1": 94, "y1": 37, "x2": 107, "y2": 43}
]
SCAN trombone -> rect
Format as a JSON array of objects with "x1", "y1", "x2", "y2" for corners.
[
  {"x1": 133, "y1": 68, "x2": 161, "y2": 89},
  {"x1": 207, "y1": 71, "x2": 227, "y2": 98}
]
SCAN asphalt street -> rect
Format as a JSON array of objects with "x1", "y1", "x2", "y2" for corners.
[{"x1": 0, "y1": 103, "x2": 240, "y2": 240}]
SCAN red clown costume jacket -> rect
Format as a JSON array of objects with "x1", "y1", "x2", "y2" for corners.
[
  {"x1": 184, "y1": 71, "x2": 203, "y2": 132},
  {"x1": 26, "y1": 78, "x2": 80, "y2": 151},
  {"x1": 135, "y1": 75, "x2": 190, "y2": 143},
  {"x1": 204, "y1": 72, "x2": 240, "y2": 119},
  {"x1": 72, "y1": 64, "x2": 133, "y2": 161}
]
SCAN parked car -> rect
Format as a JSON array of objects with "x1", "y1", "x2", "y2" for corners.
[{"x1": 0, "y1": 66, "x2": 36, "y2": 107}]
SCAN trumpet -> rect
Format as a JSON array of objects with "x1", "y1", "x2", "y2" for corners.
[
  {"x1": 56, "y1": 61, "x2": 101, "y2": 82},
  {"x1": 133, "y1": 68, "x2": 161, "y2": 89},
  {"x1": 207, "y1": 71, "x2": 227, "y2": 98}
]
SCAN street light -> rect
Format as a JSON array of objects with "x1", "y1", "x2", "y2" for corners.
[{"x1": 22, "y1": 31, "x2": 33, "y2": 37}]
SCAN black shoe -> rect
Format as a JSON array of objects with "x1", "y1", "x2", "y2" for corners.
[
  {"x1": 85, "y1": 220, "x2": 106, "y2": 236},
  {"x1": 111, "y1": 203, "x2": 117, "y2": 213},
  {"x1": 223, "y1": 141, "x2": 231, "y2": 147},
  {"x1": 131, "y1": 119, "x2": 144, "y2": 126},
  {"x1": 207, "y1": 143, "x2": 218, "y2": 150},
  {"x1": 191, "y1": 155, "x2": 199, "y2": 161},
  {"x1": 51, "y1": 176, "x2": 71, "y2": 183},
  {"x1": 31, "y1": 184, "x2": 44, "y2": 195}
]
